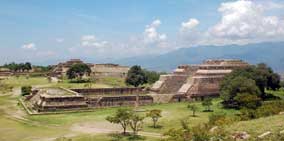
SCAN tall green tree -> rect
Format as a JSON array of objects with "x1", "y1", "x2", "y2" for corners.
[
  {"x1": 66, "y1": 63, "x2": 91, "y2": 80},
  {"x1": 146, "y1": 109, "x2": 162, "y2": 128},
  {"x1": 223, "y1": 64, "x2": 280, "y2": 97},
  {"x1": 125, "y1": 65, "x2": 147, "y2": 87},
  {"x1": 143, "y1": 70, "x2": 164, "y2": 84},
  {"x1": 106, "y1": 108, "x2": 132, "y2": 135},
  {"x1": 220, "y1": 76, "x2": 261, "y2": 109}
]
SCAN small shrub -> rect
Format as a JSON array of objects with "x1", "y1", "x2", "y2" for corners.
[
  {"x1": 239, "y1": 100, "x2": 284, "y2": 120},
  {"x1": 21, "y1": 86, "x2": 32, "y2": 96},
  {"x1": 239, "y1": 108, "x2": 258, "y2": 120},
  {"x1": 256, "y1": 100, "x2": 284, "y2": 117},
  {"x1": 208, "y1": 112, "x2": 234, "y2": 126}
]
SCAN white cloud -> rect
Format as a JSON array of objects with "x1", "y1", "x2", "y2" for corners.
[
  {"x1": 209, "y1": 0, "x2": 284, "y2": 41},
  {"x1": 180, "y1": 18, "x2": 199, "y2": 32},
  {"x1": 80, "y1": 35, "x2": 109, "y2": 48},
  {"x1": 56, "y1": 38, "x2": 64, "y2": 43},
  {"x1": 143, "y1": 19, "x2": 167, "y2": 44},
  {"x1": 21, "y1": 43, "x2": 37, "y2": 50}
]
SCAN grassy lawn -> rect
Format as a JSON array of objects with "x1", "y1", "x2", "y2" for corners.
[
  {"x1": 54, "y1": 134, "x2": 161, "y2": 141},
  {"x1": 2, "y1": 76, "x2": 50, "y2": 87},
  {"x1": 1, "y1": 76, "x2": 126, "y2": 89},
  {"x1": 0, "y1": 93, "x2": 237, "y2": 141},
  {"x1": 226, "y1": 114, "x2": 284, "y2": 137}
]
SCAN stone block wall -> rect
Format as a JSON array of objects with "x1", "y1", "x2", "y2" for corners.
[
  {"x1": 35, "y1": 95, "x2": 88, "y2": 112},
  {"x1": 94, "y1": 95, "x2": 153, "y2": 107},
  {"x1": 71, "y1": 88, "x2": 144, "y2": 96}
]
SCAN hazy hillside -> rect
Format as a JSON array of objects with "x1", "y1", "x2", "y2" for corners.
[{"x1": 115, "y1": 42, "x2": 284, "y2": 72}]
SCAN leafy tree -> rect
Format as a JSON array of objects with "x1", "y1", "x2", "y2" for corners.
[
  {"x1": 267, "y1": 73, "x2": 281, "y2": 90},
  {"x1": 106, "y1": 108, "x2": 132, "y2": 135},
  {"x1": 21, "y1": 86, "x2": 32, "y2": 96},
  {"x1": 125, "y1": 65, "x2": 147, "y2": 87},
  {"x1": 202, "y1": 98, "x2": 213, "y2": 112},
  {"x1": 24, "y1": 62, "x2": 32, "y2": 71},
  {"x1": 129, "y1": 112, "x2": 144, "y2": 135},
  {"x1": 222, "y1": 64, "x2": 280, "y2": 98},
  {"x1": 146, "y1": 109, "x2": 162, "y2": 128},
  {"x1": 3, "y1": 62, "x2": 33, "y2": 72},
  {"x1": 143, "y1": 70, "x2": 165, "y2": 84},
  {"x1": 66, "y1": 63, "x2": 91, "y2": 80},
  {"x1": 220, "y1": 76, "x2": 261, "y2": 109},
  {"x1": 188, "y1": 103, "x2": 198, "y2": 117}
]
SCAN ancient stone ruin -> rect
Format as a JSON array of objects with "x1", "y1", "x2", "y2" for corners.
[
  {"x1": 151, "y1": 59, "x2": 249, "y2": 100},
  {"x1": 23, "y1": 59, "x2": 250, "y2": 113},
  {"x1": 26, "y1": 87, "x2": 153, "y2": 112},
  {"x1": 50, "y1": 59, "x2": 129, "y2": 78},
  {"x1": 0, "y1": 68, "x2": 12, "y2": 79}
]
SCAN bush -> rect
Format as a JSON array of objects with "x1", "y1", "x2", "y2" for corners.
[
  {"x1": 21, "y1": 86, "x2": 32, "y2": 96},
  {"x1": 208, "y1": 112, "x2": 234, "y2": 126},
  {"x1": 239, "y1": 100, "x2": 284, "y2": 120},
  {"x1": 239, "y1": 108, "x2": 258, "y2": 120},
  {"x1": 256, "y1": 100, "x2": 284, "y2": 117}
]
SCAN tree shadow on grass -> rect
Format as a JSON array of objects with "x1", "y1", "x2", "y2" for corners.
[
  {"x1": 202, "y1": 110, "x2": 214, "y2": 112},
  {"x1": 148, "y1": 125, "x2": 163, "y2": 129},
  {"x1": 109, "y1": 133, "x2": 146, "y2": 141},
  {"x1": 189, "y1": 115, "x2": 199, "y2": 117}
]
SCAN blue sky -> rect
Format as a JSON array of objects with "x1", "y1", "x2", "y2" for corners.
[{"x1": 1, "y1": 0, "x2": 284, "y2": 65}]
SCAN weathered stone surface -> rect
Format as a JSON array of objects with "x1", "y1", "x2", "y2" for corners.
[
  {"x1": 151, "y1": 59, "x2": 249, "y2": 99},
  {"x1": 28, "y1": 87, "x2": 153, "y2": 112},
  {"x1": 50, "y1": 59, "x2": 129, "y2": 78}
]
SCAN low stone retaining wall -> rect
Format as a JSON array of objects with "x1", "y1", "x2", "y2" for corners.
[{"x1": 71, "y1": 87, "x2": 144, "y2": 96}]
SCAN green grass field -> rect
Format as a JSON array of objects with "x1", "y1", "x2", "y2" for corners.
[
  {"x1": 0, "y1": 76, "x2": 126, "y2": 89},
  {"x1": 0, "y1": 76, "x2": 284, "y2": 141}
]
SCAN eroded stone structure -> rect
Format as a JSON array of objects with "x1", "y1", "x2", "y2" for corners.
[
  {"x1": 50, "y1": 59, "x2": 129, "y2": 78},
  {"x1": 151, "y1": 59, "x2": 249, "y2": 99},
  {"x1": 27, "y1": 87, "x2": 153, "y2": 112},
  {"x1": 92, "y1": 64, "x2": 129, "y2": 78},
  {"x1": 0, "y1": 68, "x2": 12, "y2": 79}
]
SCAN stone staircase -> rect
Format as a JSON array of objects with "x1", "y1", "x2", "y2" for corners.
[
  {"x1": 177, "y1": 76, "x2": 194, "y2": 95},
  {"x1": 157, "y1": 74, "x2": 188, "y2": 94}
]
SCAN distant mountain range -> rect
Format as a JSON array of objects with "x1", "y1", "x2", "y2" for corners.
[{"x1": 114, "y1": 42, "x2": 284, "y2": 73}]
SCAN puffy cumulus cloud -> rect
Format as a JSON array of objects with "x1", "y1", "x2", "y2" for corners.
[
  {"x1": 21, "y1": 43, "x2": 37, "y2": 50},
  {"x1": 209, "y1": 0, "x2": 284, "y2": 41},
  {"x1": 180, "y1": 18, "x2": 199, "y2": 32},
  {"x1": 143, "y1": 19, "x2": 167, "y2": 44},
  {"x1": 80, "y1": 35, "x2": 109, "y2": 48}
]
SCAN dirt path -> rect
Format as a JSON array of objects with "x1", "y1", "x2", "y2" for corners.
[{"x1": 71, "y1": 121, "x2": 163, "y2": 138}]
